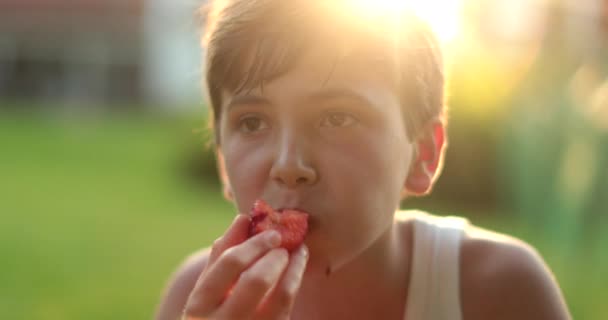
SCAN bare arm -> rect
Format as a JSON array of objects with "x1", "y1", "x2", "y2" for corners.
[{"x1": 461, "y1": 229, "x2": 571, "y2": 320}]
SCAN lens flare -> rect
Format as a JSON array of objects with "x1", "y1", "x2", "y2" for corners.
[{"x1": 350, "y1": 0, "x2": 462, "y2": 43}]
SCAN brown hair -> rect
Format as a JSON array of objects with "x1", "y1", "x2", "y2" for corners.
[{"x1": 199, "y1": 0, "x2": 445, "y2": 144}]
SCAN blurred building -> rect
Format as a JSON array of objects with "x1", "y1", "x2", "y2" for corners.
[
  {"x1": 0, "y1": 0, "x2": 605, "y2": 110},
  {"x1": 0, "y1": 0, "x2": 204, "y2": 109}
]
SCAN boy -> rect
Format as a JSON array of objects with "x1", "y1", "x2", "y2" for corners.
[{"x1": 156, "y1": 1, "x2": 571, "y2": 319}]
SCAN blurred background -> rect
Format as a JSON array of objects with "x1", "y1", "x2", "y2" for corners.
[{"x1": 0, "y1": 0, "x2": 606, "y2": 318}]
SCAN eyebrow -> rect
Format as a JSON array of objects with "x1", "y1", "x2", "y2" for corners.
[
  {"x1": 225, "y1": 88, "x2": 376, "y2": 111},
  {"x1": 305, "y1": 88, "x2": 375, "y2": 109},
  {"x1": 225, "y1": 94, "x2": 271, "y2": 111}
]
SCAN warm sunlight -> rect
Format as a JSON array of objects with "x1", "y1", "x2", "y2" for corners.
[{"x1": 351, "y1": 0, "x2": 463, "y2": 43}]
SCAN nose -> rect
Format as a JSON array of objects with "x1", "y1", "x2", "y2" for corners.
[{"x1": 269, "y1": 132, "x2": 317, "y2": 188}]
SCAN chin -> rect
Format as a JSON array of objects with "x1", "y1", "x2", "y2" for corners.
[
  {"x1": 302, "y1": 238, "x2": 365, "y2": 278},
  {"x1": 301, "y1": 253, "x2": 340, "y2": 278}
]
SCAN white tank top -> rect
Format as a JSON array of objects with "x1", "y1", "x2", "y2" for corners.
[{"x1": 398, "y1": 211, "x2": 469, "y2": 320}]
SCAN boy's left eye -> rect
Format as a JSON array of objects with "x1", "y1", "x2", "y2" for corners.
[{"x1": 320, "y1": 112, "x2": 358, "y2": 128}]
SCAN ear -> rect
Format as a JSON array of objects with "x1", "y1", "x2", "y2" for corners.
[
  {"x1": 405, "y1": 120, "x2": 447, "y2": 196},
  {"x1": 216, "y1": 149, "x2": 234, "y2": 201}
]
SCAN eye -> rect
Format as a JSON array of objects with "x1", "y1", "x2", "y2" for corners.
[
  {"x1": 320, "y1": 112, "x2": 358, "y2": 128},
  {"x1": 238, "y1": 115, "x2": 269, "y2": 133}
]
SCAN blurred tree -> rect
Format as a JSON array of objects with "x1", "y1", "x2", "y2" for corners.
[{"x1": 499, "y1": 0, "x2": 608, "y2": 255}]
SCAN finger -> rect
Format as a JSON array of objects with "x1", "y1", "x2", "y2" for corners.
[
  {"x1": 208, "y1": 214, "x2": 251, "y2": 265},
  {"x1": 183, "y1": 214, "x2": 250, "y2": 319},
  {"x1": 257, "y1": 245, "x2": 309, "y2": 319},
  {"x1": 216, "y1": 248, "x2": 290, "y2": 319},
  {"x1": 184, "y1": 231, "x2": 282, "y2": 318}
]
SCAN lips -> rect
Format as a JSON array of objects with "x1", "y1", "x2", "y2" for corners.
[
  {"x1": 275, "y1": 206, "x2": 306, "y2": 213},
  {"x1": 259, "y1": 192, "x2": 319, "y2": 231},
  {"x1": 273, "y1": 206, "x2": 317, "y2": 231}
]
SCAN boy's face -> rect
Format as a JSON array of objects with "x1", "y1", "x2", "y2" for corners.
[{"x1": 217, "y1": 49, "x2": 415, "y2": 274}]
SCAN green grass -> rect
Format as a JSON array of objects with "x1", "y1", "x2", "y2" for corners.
[
  {"x1": 0, "y1": 112, "x2": 235, "y2": 319},
  {"x1": 0, "y1": 111, "x2": 605, "y2": 319}
]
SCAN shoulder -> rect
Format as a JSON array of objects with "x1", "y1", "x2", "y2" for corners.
[
  {"x1": 155, "y1": 248, "x2": 211, "y2": 320},
  {"x1": 459, "y1": 225, "x2": 571, "y2": 320}
]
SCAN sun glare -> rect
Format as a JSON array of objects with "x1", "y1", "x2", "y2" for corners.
[
  {"x1": 352, "y1": 0, "x2": 406, "y2": 11},
  {"x1": 351, "y1": 0, "x2": 463, "y2": 43}
]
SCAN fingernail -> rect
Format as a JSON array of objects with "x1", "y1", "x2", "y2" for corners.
[
  {"x1": 265, "y1": 231, "x2": 282, "y2": 247},
  {"x1": 300, "y1": 245, "x2": 309, "y2": 258}
]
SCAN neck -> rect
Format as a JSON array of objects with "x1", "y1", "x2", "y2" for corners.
[{"x1": 293, "y1": 222, "x2": 413, "y2": 320}]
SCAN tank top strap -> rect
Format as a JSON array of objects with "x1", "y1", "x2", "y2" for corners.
[{"x1": 403, "y1": 212, "x2": 469, "y2": 320}]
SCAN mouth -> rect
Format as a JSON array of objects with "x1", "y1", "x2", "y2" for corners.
[
  {"x1": 276, "y1": 206, "x2": 307, "y2": 213},
  {"x1": 272, "y1": 205, "x2": 317, "y2": 231},
  {"x1": 248, "y1": 199, "x2": 310, "y2": 252}
]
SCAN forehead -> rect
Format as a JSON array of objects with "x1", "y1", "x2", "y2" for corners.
[{"x1": 221, "y1": 48, "x2": 400, "y2": 108}]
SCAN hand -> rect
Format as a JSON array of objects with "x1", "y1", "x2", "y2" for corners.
[{"x1": 183, "y1": 214, "x2": 309, "y2": 320}]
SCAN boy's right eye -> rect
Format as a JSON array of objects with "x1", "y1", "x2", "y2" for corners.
[{"x1": 238, "y1": 115, "x2": 269, "y2": 134}]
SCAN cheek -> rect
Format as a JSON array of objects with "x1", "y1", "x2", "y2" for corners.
[
  {"x1": 319, "y1": 130, "x2": 409, "y2": 228},
  {"x1": 223, "y1": 140, "x2": 271, "y2": 213},
  {"x1": 325, "y1": 130, "x2": 410, "y2": 202}
]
